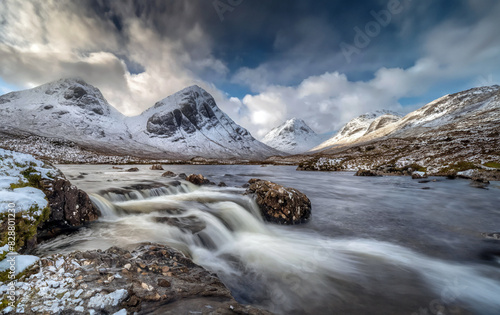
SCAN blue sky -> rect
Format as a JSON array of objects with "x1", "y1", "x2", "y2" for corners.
[{"x1": 0, "y1": 0, "x2": 499, "y2": 137}]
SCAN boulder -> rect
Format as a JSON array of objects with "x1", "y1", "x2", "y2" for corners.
[
  {"x1": 126, "y1": 167, "x2": 140, "y2": 172},
  {"x1": 161, "y1": 171, "x2": 176, "y2": 177},
  {"x1": 150, "y1": 164, "x2": 164, "y2": 170},
  {"x1": 411, "y1": 171, "x2": 428, "y2": 179},
  {"x1": 355, "y1": 169, "x2": 381, "y2": 177},
  {"x1": 14, "y1": 244, "x2": 272, "y2": 314},
  {"x1": 186, "y1": 174, "x2": 215, "y2": 186},
  {"x1": 178, "y1": 173, "x2": 187, "y2": 180},
  {"x1": 38, "y1": 177, "x2": 101, "y2": 240},
  {"x1": 246, "y1": 178, "x2": 311, "y2": 225}
]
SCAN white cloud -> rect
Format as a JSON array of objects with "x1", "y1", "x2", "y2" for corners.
[
  {"x1": 0, "y1": 0, "x2": 229, "y2": 116},
  {"x1": 1, "y1": 0, "x2": 500, "y2": 143},
  {"x1": 228, "y1": 1, "x2": 500, "y2": 139}
]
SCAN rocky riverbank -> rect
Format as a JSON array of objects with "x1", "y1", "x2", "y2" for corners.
[
  {"x1": 6, "y1": 243, "x2": 271, "y2": 314},
  {"x1": 0, "y1": 151, "x2": 279, "y2": 314}
]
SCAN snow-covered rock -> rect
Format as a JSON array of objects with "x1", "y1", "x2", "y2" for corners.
[
  {"x1": 0, "y1": 148, "x2": 53, "y2": 215},
  {"x1": 313, "y1": 110, "x2": 401, "y2": 150},
  {"x1": 262, "y1": 118, "x2": 328, "y2": 154},
  {"x1": 0, "y1": 79, "x2": 281, "y2": 160}
]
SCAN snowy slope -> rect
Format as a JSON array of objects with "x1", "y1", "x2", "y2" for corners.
[
  {"x1": 0, "y1": 79, "x2": 144, "y2": 154},
  {"x1": 262, "y1": 118, "x2": 328, "y2": 154},
  {"x1": 354, "y1": 85, "x2": 500, "y2": 143},
  {"x1": 306, "y1": 85, "x2": 500, "y2": 170},
  {"x1": 0, "y1": 79, "x2": 280, "y2": 160},
  {"x1": 126, "y1": 85, "x2": 281, "y2": 159},
  {"x1": 313, "y1": 110, "x2": 401, "y2": 150}
]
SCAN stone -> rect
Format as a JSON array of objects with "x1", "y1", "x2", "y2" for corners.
[
  {"x1": 411, "y1": 171, "x2": 428, "y2": 179},
  {"x1": 126, "y1": 167, "x2": 140, "y2": 172},
  {"x1": 150, "y1": 164, "x2": 164, "y2": 170},
  {"x1": 16, "y1": 244, "x2": 271, "y2": 314},
  {"x1": 186, "y1": 174, "x2": 211, "y2": 185},
  {"x1": 38, "y1": 177, "x2": 101, "y2": 241},
  {"x1": 157, "y1": 279, "x2": 171, "y2": 287},
  {"x1": 161, "y1": 171, "x2": 176, "y2": 177},
  {"x1": 355, "y1": 169, "x2": 381, "y2": 176},
  {"x1": 245, "y1": 178, "x2": 311, "y2": 225}
]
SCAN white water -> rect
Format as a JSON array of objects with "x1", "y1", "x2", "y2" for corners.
[{"x1": 37, "y1": 165, "x2": 500, "y2": 315}]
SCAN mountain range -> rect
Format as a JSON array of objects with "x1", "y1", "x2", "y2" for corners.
[
  {"x1": 0, "y1": 79, "x2": 281, "y2": 161},
  {"x1": 290, "y1": 85, "x2": 500, "y2": 173},
  {"x1": 0, "y1": 79, "x2": 498, "y2": 168}
]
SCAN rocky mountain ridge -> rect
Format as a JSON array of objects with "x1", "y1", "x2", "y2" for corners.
[
  {"x1": 0, "y1": 79, "x2": 281, "y2": 161},
  {"x1": 295, "y1": 85, "x2": 500, "y2": 177}
]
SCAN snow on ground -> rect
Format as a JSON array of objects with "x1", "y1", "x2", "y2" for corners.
[
  {"x1": 0, "y1": 255, "x2": 39, "y2": 275},
  {"x1": 0, "y1": 149, "x2": 57, "y2": 288},
  {"x1": 0, "y1": 148, "x2": 54, "y2": 215}
]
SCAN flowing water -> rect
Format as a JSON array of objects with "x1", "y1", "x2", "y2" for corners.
[{"x1": 37, "y1": 165, "x2": 500, "y2": 314}]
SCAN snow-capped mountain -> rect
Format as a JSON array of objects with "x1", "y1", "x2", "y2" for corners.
[
  {"x1": 306, "y1": 85, "x2": 500, "y2": 172},
  {"x1": 313, "y1": 110, "x2": 401, "y2": 151},
  {"x1": 0, "y1": 79, "x2": 153, "y2": 156},
  {"x1": 262, "y1": 118, "x2": 329, "y2": 154},
  {"x1": 126, "y1": 85, "x2": 280, "y2": 159},
  {"x1": 0, "y1": 79, "x2": 281, "y2": 160}
]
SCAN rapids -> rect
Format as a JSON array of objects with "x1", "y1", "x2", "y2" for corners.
[{"x1": 36, "y1": 164, "x2": 500, "y2": 314}]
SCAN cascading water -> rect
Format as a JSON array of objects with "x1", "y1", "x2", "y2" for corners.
[{"x1": 39, "y1": 165, "x2": 500, "y2": 315}]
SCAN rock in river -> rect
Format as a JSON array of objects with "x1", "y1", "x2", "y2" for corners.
[{"x1": 245, "y1": 178, "x2": 311, "y2": 225}]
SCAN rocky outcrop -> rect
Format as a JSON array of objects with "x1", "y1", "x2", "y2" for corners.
[
  {"x1": 161, "y1": 171, "x2": 176, "y2": 177},
  {"x1": 150, "y1": 164, "x2": 164, "y2": 170},
  {"x1": 245, "y1": 179, "x2": 311, "y2": 225},
  {"x1": 38, "y1": 177, "x2": 101, "y2": 241},
  {"x1": 12, "y1": 244, "x2": 272, "y2": 314}
]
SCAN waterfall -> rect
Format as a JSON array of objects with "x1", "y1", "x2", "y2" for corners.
[{"x1": 43, "y1": 179, "x2": 500, "y2": 315}]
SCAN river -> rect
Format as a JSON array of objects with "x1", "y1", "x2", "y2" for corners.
[{"x1": 36, "y1": 164, "x2": 500, "y2": 314}]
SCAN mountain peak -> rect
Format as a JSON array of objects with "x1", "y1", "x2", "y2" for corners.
[
  {"x1": 262, "y1": 118, "x2": 327, "y2": 154},
  {"x1": 0, "y1": 77, "x2": 114, "y2": 117},
  {"x1": 277, "y1": 118, "x2": 316, "y2": 135}
]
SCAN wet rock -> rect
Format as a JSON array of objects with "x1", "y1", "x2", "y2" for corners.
[
  {"x1": 186, "y1": 174, "x2": 215, "y2": 186},
  {"x1": 153, "y1": 216, "x2": 206, "y2": 234},
  {"x1": 411, "y1": 171, "x2": 428, "y2": 179},
  {"x1": 150, "y1": 164, "x2": 164, "y2": 170},
  {"x1": 355, "y1": 169, "x2": 381, "y2": 177},
  {"x1": 218, "y1": 182, "x2": 227, "y2": 187},
  {"x1": 245, "y1": 178, "x2": 311, "y2": 225},
  {"x1": 482, "y1": 232, "x2": 500, "y2": 240},
  {"x1": 178, "y1": 173, "x2": 187, "y2": 180},
  {"x1": 17, "y1": 244, "x2": 271, "y2": 314},
  {"x1": 126, "y1": 167, "x2": 140, "y2": 172},
  {"x1": 161, "y1": 171, "x2": 176, "y2": 177},
  {"x1": 38, "y1": 177, "x2": 101, "y2": 240},
  {"x1": 470, "y1": 179, "x2": 489, "y2": 189},
  {"x1": 112, "y1": 166, "x2": 123, "y2": 169}
]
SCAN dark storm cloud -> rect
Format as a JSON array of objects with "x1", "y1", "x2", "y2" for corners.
[{"x1": 0, "y1": 0, "x2": 499, "y2": 137}]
